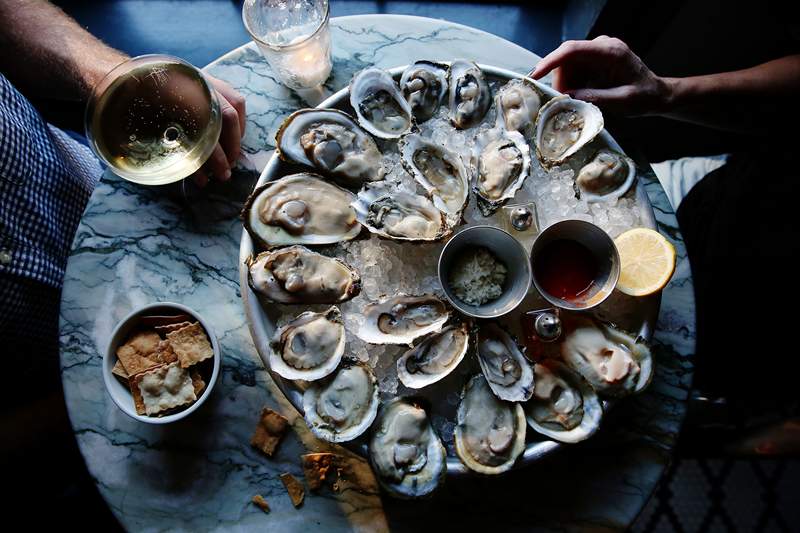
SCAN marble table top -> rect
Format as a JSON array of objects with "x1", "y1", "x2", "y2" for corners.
[{"x1": 59, "y1": 14, "x2": 695, "y2": 532}]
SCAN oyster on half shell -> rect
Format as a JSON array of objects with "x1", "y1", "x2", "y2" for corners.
[
  {"x1": 247, "y1": 246, "x2": 360, "y2": 304},
  {"x1": 399, "y1": 61, "x2": 449, "y2": 123},
  {"x1": 524, "y1": 360, "x2": 603, "y2": 443},
  {"x1": 454, "y1": 374, "x2": 526, "y2": 475},
  {"x1": 575, "y1": 149, "x2": 636, "y2": 203},
  {"x1": 369, "y1": 398, "x2": 446, "y2": 498},
  {"x1": 352, "y1": 181, "x2": 451, "y2": 242},
  {"x1": 534, "y1": 95, "x2": 604, "y2": 168},
  {"x1": 495, "y1": 78, "x2": 542, "y2": 138},
  {"x1": 559, "y1": 316, "x2": 653, "y2": 397},
  {"x1": 242, "y1": 173, "x2": 361, "y2": 249},
  {"x1": 358, "y1": 294, "x2": 450, "y2": 345},
  {"x1": 476, "y1": 322, "x2": 535, "y2": 402},
  {"x1": 269, "y1": 306, "x2": 345, "y2": 382},
  {"x1": 276, "y1": 108, "x2": 385, "y2": 187},
  {"x1": 448, "y1": 60, "x2": 492, "y2": 129},
  {"x1": 302, "y1": 360, "x2": 380, "y2": 443},
  {"x1": 350, "y1": 67, "x2": 414, "y2": 139},
  {"x1": 396, "y1": 322, "x2": 470, "y2": 389},
  {"x1": 399, "y1": 133, "x2": 469, "y2": 221},
  {"x1": 474, "y1": 131, "x2": 531, "y2": 216}
]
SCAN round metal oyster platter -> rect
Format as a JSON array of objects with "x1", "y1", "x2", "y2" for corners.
[{"x1": 239, "y1": 63, "x2": 659, "y2": 477}]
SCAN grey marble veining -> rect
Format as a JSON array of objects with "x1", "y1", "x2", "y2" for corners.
[{"x1": 59, "y1": 14, "x2": 695, "y2": 532}]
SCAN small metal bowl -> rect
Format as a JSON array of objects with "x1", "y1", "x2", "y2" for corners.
[
  {"x1": 530, "y1": 219, "x2": 620, "y2": 311},
  {"x1": 438, "y1": 225, "x2": 532, "y2": 319}
]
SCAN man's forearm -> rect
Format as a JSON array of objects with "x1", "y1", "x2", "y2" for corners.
[
  {"x1": 0, "y1": 0, "x2": 127, "y2": 101},
  {"x1": 659, "y1": 55, "x2": 800, "y2": 134}
]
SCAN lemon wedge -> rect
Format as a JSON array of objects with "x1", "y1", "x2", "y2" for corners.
[{"x1": 614, "y1": 228, "x2": 676, "y2": 296}]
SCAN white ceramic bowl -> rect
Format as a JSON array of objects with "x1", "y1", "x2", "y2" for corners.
[{"x1": 103, "y1": 302, "x2": 221, "y2": 424}]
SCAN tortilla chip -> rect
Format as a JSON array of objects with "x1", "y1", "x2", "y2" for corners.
[
  {"x1": 251, "y1": 408, "x2": 289, "y2": 457},
  {"x1": 302, "y1": 453, "x2": 337, "y2": 491},
  {"x1": 279, "y1": 473, "x2": 305, "y2": 508},
  {"x1": 154, "y1": 339, "x2": 178, "y2": 364},
  {"x1": 112, "y1": 359, "x2": 129, "y2": 379},
  {"x1": 126, "y1": 330, "x2": 161, "y2": 358},
  {"x1": 116, "y1": 344, "x2": 161, "y2": 375},
  {"x1": 166, "y1": 322, "x2": 214, "y2": 368},
  {"x1": 252, "y1": 495, "x2": 270, "y2": 513},
  {"x1": 139, "y1": 314, "x2": 194, "y2": 328},
  {"x1": 154, "y1": 320, "x2": 194, "y2": 335}
]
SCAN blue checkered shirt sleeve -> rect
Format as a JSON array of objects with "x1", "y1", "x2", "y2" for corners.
[{"x1": 0, "y1": 73, "x2": 101, "y2": 289}]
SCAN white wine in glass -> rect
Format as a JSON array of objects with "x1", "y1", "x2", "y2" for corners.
[{"x1": 85, "y1": 55, "x2": 222, "y2": 185}]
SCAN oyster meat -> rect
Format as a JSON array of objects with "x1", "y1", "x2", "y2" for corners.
[
  {"x1": 495, "y1": 78, "x2": 542, "y2": 138},
  {"x1": 350, "y1": 67, "x2": 414, "y2": 139},
  {"x1": 575, "y1": 149, "x2": 636, "y2": 202},
  {"x1": 396, "y1": 323, "x2": 470, "y2": 389},
  {"x1": 474, "y1": 130, "x2": 531, "y2": 215},
  {"x1": 353, "y1": 182, "x2": 450, "y2": 242},
  {"x1": 448, "y1": 60, "x2": 492, "y2": 129},
  {"x1": 247, "y1": 245, "x2": 360, "y2": 304},
  {"x1": 399, "y1": 133, "x2": 469, "y2": 220},
  {"x1": 369, "y1": 398, "x2": 446, "y2": 498},
  {"x1": 534, "y1": 95, "x2": 604, "y2": 168},
  {"x1": 454, "y1": 375, "x2": 526, "y2": 475},
  {"x1": 303, "y1": 360, "x2": 380, "y2": 443},
  {"x1": 399, "y1": 61, "x2": 449, "y2": 123},
  {"x1": 358, "y1": 294, "x2": 450, "y2": 345},
  {"x1": 242, "y1": 173, "x2": 361, "y2": 249},
  {"x1": 559, "y1": 316, "x2": 653, "y2": 397},
  {"x1": 525, "y1": 360, "x2": 603, "y2": 443},
  {"x1": 276, "y1": 108, "x2": 385, "y2": 187},
  {"x1": 476, "y1": 322, "x2": 535, "y2": 402},
  {"x1": 269, "y1": 306, "x2": 345, "y2": 381}
]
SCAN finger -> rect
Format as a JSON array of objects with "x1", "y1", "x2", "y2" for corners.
[
  {"x1": 193, "y1": 168, "x2": 209, "y2": 188},
  {"x1": 218, "y1": 97, "x2": 242, "y2": 166},
  {"x1": 209, "y1": 76, "x2": 246, "y2": 136},
  {"x1": 567, "y1": 85, "x2": 637, "y2": 114},
  {"x1": 530, "y1": 40, "x2": 596, "y2": 80},
  {"x1": 204, "y1": 143, "x2": 232, "y2": 182}
]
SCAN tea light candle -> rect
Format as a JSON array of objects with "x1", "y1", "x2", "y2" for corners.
[{"x1": 243, "y1": 0, "x2": 333, "y2": 90}]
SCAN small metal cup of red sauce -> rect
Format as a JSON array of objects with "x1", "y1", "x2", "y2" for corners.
[{"x1": 530, "y1": 219, "x2": 620, "y2": 311}]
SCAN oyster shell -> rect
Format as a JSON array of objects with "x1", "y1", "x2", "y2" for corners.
[
  {"x1": 352, "y1": 181, "x2": 450, "y2": 242},
  {"x1": 524, "y1": 360, "x2": 603, "y2": 443},
  {"x1": 454, "y1": 375, "x2": 526, "y2": 475},
  {"x1": 495, "y1": 78, "x2": 543, "y2": 138},
  {"x1": 269, "y1": 306, "x2": 345, "y2": 381},
  {"x1": 396, "y1": 322, "x2": 470, "y2": 389},
  {"x1": 399, "y1": 133, "x2": 469, "y2": 221},
  {"x1": 474, "y1": 131, "x2": 531, "y2": 216},
  {"x1": 247, "y1": 246, "x2": 360, "y2": 304},
  {"x1": 534, "y1": 95, "x2": 604, "y2": 168},
  {"x1": 358, "y1": 294, "x2": 450, "y2": 345},
  {"x1": 302, "y1": 360, "x2": 380, "y2": 443},
  {"x1": 369, "y1": 398, "x2": 446, "y2": 498},
  {"x1": 448, "y1": 60, "x2": 492, "y2": 129},
  {"x1": 276, "y1": 108, "x2": 385, "y2": 187},
  {"x1": 575, "y1": 149, "x2": 636, "y2": 203},
  {"x1": 242, "y1": 173, "x2": 361, "y2": 249},
  {"x1": 559, "y1": 316, "x2": 653, "y2": 397},
  {"x1": 399, "y1": 61, "x2": 449, "y2": 123},
  {"x1": 350, "y1": 67, "x2": 414, "y2": 139},
  {"x1": 475, "y1": 322, "x2": 535, "y2": 402}
]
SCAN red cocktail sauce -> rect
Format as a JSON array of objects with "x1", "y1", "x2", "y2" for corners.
[{"x1": 533, "y1": 239, "x2": 597, "y2": 301}]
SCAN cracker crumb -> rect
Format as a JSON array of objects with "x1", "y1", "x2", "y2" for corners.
[
  {"x1": 252, "y1": 494, "x2": 270, "y2": 513},
  {"x1": 251, "y1": 408, "x2": 289, "y2": 457},
  {"x1": 280, "y1": 473, "x2": 305, "y2": 508},
  {"x1": 302, "y1": 453, "x2": 336, "y2": 491}
]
